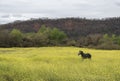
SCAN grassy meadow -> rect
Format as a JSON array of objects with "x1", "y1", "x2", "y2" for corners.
[{"x1": 0, "y1": 47, "x2": 120, "y2": 81}]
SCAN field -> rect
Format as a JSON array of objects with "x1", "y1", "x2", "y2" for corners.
[{"x1": 0, "y1": 47, "x2": 120, "y2": 81}]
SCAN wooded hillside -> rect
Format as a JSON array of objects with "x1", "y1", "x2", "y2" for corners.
[
  {"x1": 0, "y1": 17, "x2": 120, "y2": 49},
  {"x1": 0, "y1": 17, "x2": 120, "y2": 38}
]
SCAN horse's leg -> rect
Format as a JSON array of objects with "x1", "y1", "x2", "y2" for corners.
[
  {"x1": 89, "y1": 57, "x2": 92, "y2": 60},
  {"x1": 81, "y1": 58, "x2": 84, "y2": 61}
]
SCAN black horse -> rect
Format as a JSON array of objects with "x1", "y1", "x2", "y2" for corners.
[{"x1": 78, "y1": 51, "x2": 91, "y2": 59}]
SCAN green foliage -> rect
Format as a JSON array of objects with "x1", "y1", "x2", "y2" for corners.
[
  {"x1": 66, "y1": 39, "x2": 76, "y2": 46},
  {"x1": 10, "y1": 29, "x2": 23, "y2": 40},
  {"x1": 103, "y1": 34, "x2": 109, "y2": 39},
  {"x1": 116, "y1": 36, "x2": 120, "y2": 45},
  {"x1": 49, "y1": 28, "x2": 67, "y2": 42},
  {"x1": 37, "y1": 25, "x2": 67, "y2": 45},
  {"x1": 38, "y1": 25, "x2": 67, "y2": 42},
  {"x1": 33, "y1": 33, "x2": 49, "y2": 47},
  {"x1": 1, "y1": 27, "x2": 120, "y2": 49},
  {"x1": 96, "y1": 34, "x2": 120, "y2": 49},
  {"x1": 0, "y1": 26, "x2": 68, "y2": 47},
  {"x1": 10, "y1": 29, "x2": 23, "y2": 46},
  {"x1": 38, "y1": 25, "x2": 48, "y2": 33},
  {"x1": 0, "y1": 30, "x2": 11, "y2": 47}
]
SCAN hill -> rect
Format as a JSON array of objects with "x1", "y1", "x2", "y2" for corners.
[{"x1": 0, "y1": 17, "x2": 120, "y2": 38}]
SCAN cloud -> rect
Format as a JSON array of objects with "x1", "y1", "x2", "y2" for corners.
[
  {"x1": 0, "y1": 13, "x2": 30, "y2": 24},
  {"x1": 115, "y1": 2, "x2": 120, "y2": 6},
  {"x1": 0, "y1": 0, "x2": 120, "y2": 24},
  {"x1": 1, "y1": 15, "x2": 10, "y2": 18}
]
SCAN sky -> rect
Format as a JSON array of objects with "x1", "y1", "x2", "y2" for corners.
[{"x1": 0, "y1": 0, "x2": 120, "y2": 24}]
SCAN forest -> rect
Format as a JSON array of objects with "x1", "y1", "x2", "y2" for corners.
[{"x1": 0, "y1": 17, "x2": 120, "y2": 49}]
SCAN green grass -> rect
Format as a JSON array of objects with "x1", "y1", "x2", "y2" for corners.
[{"x1": 0, "y1": 47, "x2": 120, "y2": 81}]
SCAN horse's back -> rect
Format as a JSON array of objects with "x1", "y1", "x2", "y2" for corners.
[{"x1": 86, "y1": 53, "x2": 91, "y2": 58}]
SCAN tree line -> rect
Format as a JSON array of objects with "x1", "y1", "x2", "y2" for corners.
[
  {"x1": 0, "y1": 25, "x2": 120, "y2": 49},
  {"x1": 0, "y1": 25, "x2": 67, "y2": 47},
  {"x1": 1, "y1": 17, "x2": 120, "y2": 49}
]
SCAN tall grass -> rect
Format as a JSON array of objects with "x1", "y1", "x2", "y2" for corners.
[{"x1": 0, "y1": 47, "x2": 120, "y2": 81}]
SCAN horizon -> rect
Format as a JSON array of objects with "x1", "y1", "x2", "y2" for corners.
[
  {"x1": 0, "y1": 0, "x2": 120, "y2": 24},
  {"x1": 1, "y1": 16, "x2": 120, "y2": 25}
]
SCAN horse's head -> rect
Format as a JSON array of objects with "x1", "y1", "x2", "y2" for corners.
[{"x1": 78, "y1": 51, "x2": 83, "y2": 56}]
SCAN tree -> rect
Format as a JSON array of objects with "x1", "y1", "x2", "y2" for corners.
[
  {"x1": 38, "y1": 25, "x2": 47, "y2": 33},
  {"x1": 49, "y1": 28, "x2": 67, "y2": 42},
  {"x1": 0, "y1": 30, "x2": 11, "y2": 47},
  {"x1": 37, "y1": 25, "x2": 67, "y2": 45},
  {"x1": 10, "y1": 29, "x2": 23, "y2": 47},
  {"x1": 32, "y1": 33, "x2": 49, "y2": 47}
]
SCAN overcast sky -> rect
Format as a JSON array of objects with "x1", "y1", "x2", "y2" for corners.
[{"x1": 0, "y1": 0, "x2": 120, "y2": 24}]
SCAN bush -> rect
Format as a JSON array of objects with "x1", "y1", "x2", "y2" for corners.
[{"x1": 96, "y1": 43, "x2": 120, "y2": 50}]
